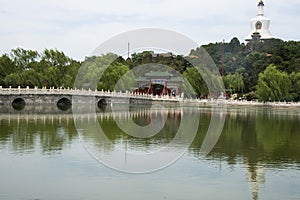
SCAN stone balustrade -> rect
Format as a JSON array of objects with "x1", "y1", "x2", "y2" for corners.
[
  {"x1": 1, "y1": 86, "x2": 299, "y2": 108},
  {"x1": 0, "y1": 86, "x2": 183, "y2": 108}
]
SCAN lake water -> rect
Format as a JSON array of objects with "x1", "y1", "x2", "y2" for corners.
[{"x1": 0, "y1": 105, "x2": 300, "y2": 200}]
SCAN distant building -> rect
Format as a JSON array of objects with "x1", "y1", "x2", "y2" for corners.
[
  {"x1": 134, "y1": 71, "x2": 182, "y2": 96},
  {"x1": 150, "y1": 52, "x2": 173, "y2": 58},
  {"x1": 245, "y1": 0, "x2": 272, "y2": 41}
]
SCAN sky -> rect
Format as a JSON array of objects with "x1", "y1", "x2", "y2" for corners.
[{"x1": 0, "y1": 0, "x2": 299, "y2": 61}]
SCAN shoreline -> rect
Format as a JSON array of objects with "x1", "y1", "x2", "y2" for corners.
[
  {"x1": 1, "y1": 87, "x2": 300, "y2": 109},
  {"x1": 183, "y1": 99, "x2": 300, "y2": 109}
]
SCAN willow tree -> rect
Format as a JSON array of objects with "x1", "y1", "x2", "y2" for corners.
[
  {"x1": 224, "y1": 72, "x2": 245, "y2": 95},
  {"x1": 183, "y1": 67, "x2": 209, "y2": 98},
  {"x1": 256, "y1": 64, "x2": 291, "y2": 102},
  {"x1": 289, "y1": 72, "x2": 300, "y2": 101}
]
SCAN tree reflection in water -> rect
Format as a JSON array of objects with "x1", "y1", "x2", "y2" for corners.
[{"x1": 0, "y1": 106, "x2": 299, "y2": 199}]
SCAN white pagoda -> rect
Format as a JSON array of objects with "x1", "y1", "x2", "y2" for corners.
[{"x1": 245, "y1": 0, "x2": 272, "y2": 41}]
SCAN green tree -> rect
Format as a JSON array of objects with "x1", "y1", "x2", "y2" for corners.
[
  {"x1": 131, "y1": 51, "x2": 153, "y2": 66},
  {"x1": 183, "y1": 67, "x2": 208, "y2": 98},
  {"x1": 10, "y1": 48, "x2": 39, "y2": 70},
  {"x1": 97, "y1": 62, "x2": 131, "y2": 91},
  {"x1": 224, "y1": 72, "x2": 245, "y2": 95},
  {"x1": 4, "y1": 73, "x2": 22, "y2": 87},
  {"x1": 256, "y1": 65, "x2": 291, "y2": 102},
  {"x1": 1, "y1": 48, "x2": 80, "y2": 88},
  {"x1": 244, "y1": 52, "x2": 268, "y2": 91},
  {"x1": 76, "y1": 53, "x2": 132, "y2": 91},
  {"x1": 40, "y1": 49, "x2": 80, "y2": 88},
  {"x1": 20, "y1": 69, "x2": 42, "y2": 88},
  {"x1": 290, "y1": 72, "x2": 300, "y2": 101},
  {"x1": 0, "y1": 54, "x2": 15, "y2": 86},
  {"x1": 75, "y1": 53, "x2": 119, "y2": 90}
]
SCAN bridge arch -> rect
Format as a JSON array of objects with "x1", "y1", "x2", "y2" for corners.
[
  {"x1": 98, "y1": 98, "x2": 107, "y2": 107},
  {"x1": 57, "y1": 97, "x2": 72, "y2": 110},
  {"x1": 12, "y1": 98, "x2": 26, "y2": 110},
  {"x1": 97, "y1": 99, "x2": 108, "y2": 112}
]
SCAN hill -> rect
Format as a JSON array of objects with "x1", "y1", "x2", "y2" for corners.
[{"x1": 0, "y1": 38, "x2": 299, "y2": 101}]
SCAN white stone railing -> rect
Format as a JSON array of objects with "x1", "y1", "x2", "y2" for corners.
[
  {"x1": 0, "y1": 86, "x2": 182, "y2": 102},
  {"x1": 226, "y1": 99, "x2": 300, "y2": 107},
  {"x1": 1, "y1": 86, "x2": 300, "y2": 107}
]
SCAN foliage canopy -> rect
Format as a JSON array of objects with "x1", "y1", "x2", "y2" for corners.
[{"x1": 1, "y1": 38, "x2": 300, "y2": 101}]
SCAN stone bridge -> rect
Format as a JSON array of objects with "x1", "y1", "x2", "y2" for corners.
[
  {"x1": 0, "y1": 87, "x2": 182, "y2": 110},
  {"x1": 2, "y1": 87, "x2": 297, "y2": 111}
]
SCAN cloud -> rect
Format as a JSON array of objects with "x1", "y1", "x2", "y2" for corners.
[{"x1": 0, "y1": 0, "x2": 299, "y2": 60}]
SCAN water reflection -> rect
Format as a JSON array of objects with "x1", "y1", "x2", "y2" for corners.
[
  {"x1": 0, "y1": 114, "x2": 77, "y2": 154},
  {"x1": 0, "y1": 106, "x2": 299, "y2": 199},
  {"x1": 73, "y1": 106, "x2": 206, "y2": 173},
  {"x1": 189, "y1": 108, "x2": 300, "y2": 200},
  {"x1": 1, "y1": 106, "x2": 300, "y2": 160}
]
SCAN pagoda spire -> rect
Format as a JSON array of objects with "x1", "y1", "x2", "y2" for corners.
[
  {"x1": 257, "y1": 0, "x2": 264, "y2": 16},
  {"x1": 258, "y1": 0, "x2": 264, "y2": 6},
  {"x1": 245, "y1": 0, "x2": 272, "y2": 41}
]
